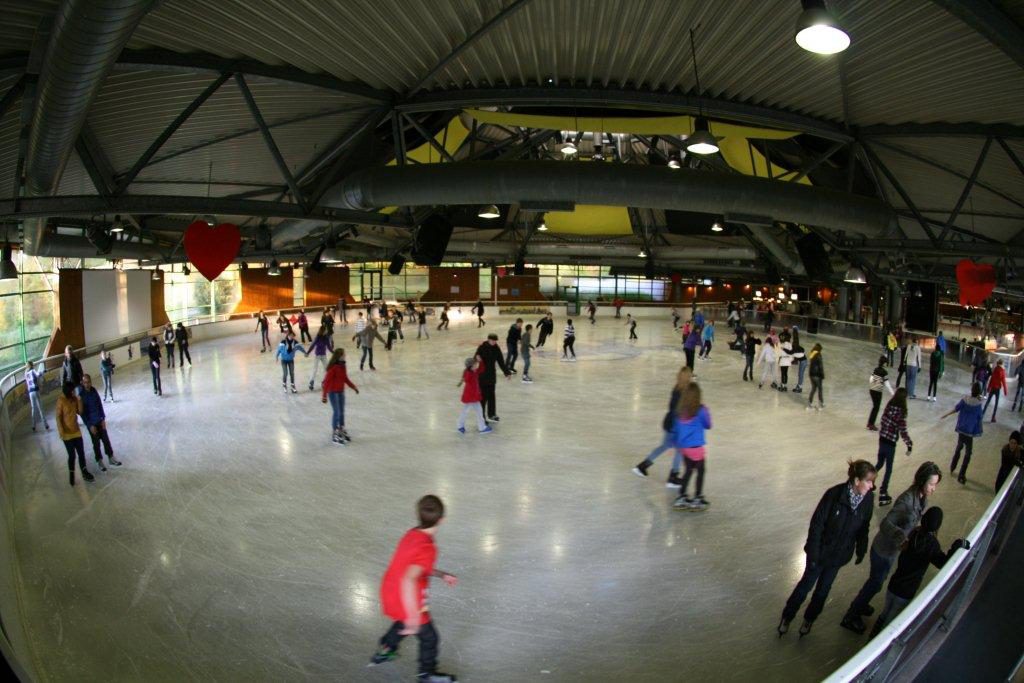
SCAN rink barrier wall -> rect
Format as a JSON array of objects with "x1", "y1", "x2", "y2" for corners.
[
  {"x1": 824, "y1": 467, "x2": 1024, "y2": 683},
  {"x1": 0, "y1": 309, "x2": 1019, "y2": 680}
]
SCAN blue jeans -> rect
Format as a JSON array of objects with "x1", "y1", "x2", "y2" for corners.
[
  {"x1": 848, "y1": 548, "x2": 894, "y2": 616},
  {"x1": 797, "y1": 360, "x2": 807, "y2": 387},
  {"x1": 782, "y1": 559, "x2": 842, "y2": 623},
  {"x1": 984, "y1": 390, "x2": 1001, "y2": 420},
  {"x1": 875, "y1": 439, "x2": 897, "y2": 494},
  {"x1": 906, "y1": 366, "x2": 918, "y2": 397},
  {"x1": 645, "y1": 432, "x2": 682, "y2": 473},
  {"x1": 522, "y1": 355, "x2": 531, "y2": 377},
  {"x1": 328, "y1": 391, "x2": 345, "y2": 430}
]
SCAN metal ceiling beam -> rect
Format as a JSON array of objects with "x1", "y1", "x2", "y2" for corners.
[
  {"x1": 397, "y1": 86, "x2": 854, "y2": 142},
  {"x1": 113, "y1": 48, "x2": 393, "y2": 103},
  {"x1": 408, "y1": 0, "x2": 536, "y2": 95},
  {"x1": 235, "y1": 73, "x2": 307, "y2": 211},
  {"x1": 74, "y1": 124, "x2": 116, "y2": 197},
  {"x1": 296, "y1": 106, "x2": 392, "y2": 186},
  {"x1": 997, "y1": 138, "x2": 1024, "y2": 178},
  {"x1": 401, "y1": 113, "x2": 456, "y2": 163},
  {"x1": 0, "y1": 195, "x2": 407, "y2": 225},
  {"x1": 860, "y1": 122, "x2": 1024, "y2": 138},
  {"x1": 930, "y1": 0, "x2": 1024, "y2": 70},
  {"x1": 785, "y1": 141, "x2": 846, "y2": 183},
  {"x1": 115, "y1": 72, "x2": 231, "y2": 194},
  {"x1": 0, "y1": 75, "x2": 25, "y2": 121},
  {"x1": 837, "y1": 238, "x2": 1019, "y2": 258},
  {"x1": 939, "y1": 136, "x2": 992, "y2": 242},
  {"x1": 861, "y1": 143, "x2": 939, "y2": 244},
  {"x1": 873, "y1": 140, "x2": 1024, "y2": 212}
]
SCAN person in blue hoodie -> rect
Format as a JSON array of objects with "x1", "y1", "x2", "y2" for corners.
[
  {"x1": 305, "y1": 326, "x2": 334, "y2": 391},
  {"x1": 697, "y1": 320, "x2": 715, "y2": 360},
  {"x1": 276, "y1": 332, "x2": 307, "y2": 394},
  {"x1": 941, "y1": 382, "x2": 985, "y2": 484},
  {"x1": 671, "y1": 382, "x2": 713, "y2": 511},
  {"x1": 78, "y1": 374, "x2": 122, "y2": 471}
]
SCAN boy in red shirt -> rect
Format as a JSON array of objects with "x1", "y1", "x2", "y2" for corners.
[{"x1": 370, "y1": 495, "x2": 458, "y2": 682}]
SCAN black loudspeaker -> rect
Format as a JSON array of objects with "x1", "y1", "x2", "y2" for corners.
[
  {"x1": 513, "y1": 257, "x2": 525, "y2": 276},
  {"x1": 644, "y1": 259, "x2": 655, "y2": 280},
  {"x1": 388, "y1": 254, "x2": 406, "y2": 275},
  {"x1": 794, "y1": 232, "x2": 832, "y2": 282},
  {"x1": 412, "y1": 215, "x2": 454, "y2": 265},
  {"x1": 905, "y1": 281, "x2": 938, "y2": 333}
]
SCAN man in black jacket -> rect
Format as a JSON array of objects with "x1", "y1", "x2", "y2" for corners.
[
  {"x1": 61, "y1": 346, "x2": 84, "y2": 392},
  {"x1": 536, "y1": 313, "x2": 554, "y2": 347},
  {"x1": 476, "y1": 334, "x2": 510, "y2": 421},
  {"x1": 505, "y1": 319, "x2": 523, "y2": 373}
]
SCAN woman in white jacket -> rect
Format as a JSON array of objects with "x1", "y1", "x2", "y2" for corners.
[
  {"x1": 778, "y1": 339, "x2": 794, "y2": 392},
  {"x1": 758, "y1": 338, "x2": 778, "y2": 390}
]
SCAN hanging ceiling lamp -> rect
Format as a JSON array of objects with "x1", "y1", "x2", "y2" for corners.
[
  {"x1": 795, "y1": 0, "x2": 850, "y2": 55},
  {"x1": 109, "y1": 215, "x2": 124, "y2": 233},
  {"x1": 478, "y1": 204, "x2": 500, "y2": 219},
  {"x1": 685, "y1": 27, "x2": 719, "y2": 155},
  {"x1": 151, "y1": 267, "x2": 162, "y2": 281},
  {"x1": 560, "y1": 136, "x2": 578, "y2": 155},
  {"x1": 711, "y1": 221, "x2": 724, "y2": 232},
  {"x1": 268, "y1": 259, "x2": 282, "y2": 276},
  {"x1": 638, "y1": 249, "x2": 648, "y2": 258},
  {"x1": 843, "y1": 265, "x2": 867, "y2": 284},
  {"x1": 0, "y1": 243, "x2": 18, "y2": 280},
  {"x1": 667, "y1": 154, "x2": 681, "y2": 169},
  {"x1": 537, "y1": 220, "x2": 548, "y2": 232}
]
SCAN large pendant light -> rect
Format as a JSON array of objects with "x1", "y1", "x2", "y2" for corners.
[
  {"x1": 685, "y1": 28, "x2": 719, "y2": 156},
  {"x1": 478, "y1": 204, "x2": 500, "y2": 219},
  {"x1": 795, "y1": 0, "x2": 850, "y2": 55},
  {"x1": 268, "y1": 258, "x2": 282, "y2": 276},
  {"x1": 843, "y1": 265, "x2": 867, "y2": 284}
]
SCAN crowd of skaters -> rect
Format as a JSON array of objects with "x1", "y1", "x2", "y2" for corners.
[{"x1": 20, "y1": 293, "x2": 1024, "y2": 681}]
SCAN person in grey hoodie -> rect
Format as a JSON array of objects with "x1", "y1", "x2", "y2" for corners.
[
  {"x1": 904, "y1": 337, "x2": 922, "y2": 399},
  {"x1": 353, "y1": 322, "x2": 386, "y2": 371},
  {"x1": 840, "y1": 461, "x2": 943, "y2": 634}
]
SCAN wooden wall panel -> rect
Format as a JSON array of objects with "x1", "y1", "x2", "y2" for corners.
[
  {"x1": 237, "y1": 267, "x2": 294, "y2": 313},
  {"x1": 495, "y1": 268, "x2": 546, "y2": 302},
  {"x1": 305, "y1": 267, "x2": 352, "y2": 307},
  {"x1": 151, "y1": 277, "x2": 169, "y2": 327},
  {"x1": 424, "y1": 267, "x2": 478, "y2": 301},
  {"x1": 48, "y1": 269, "x2": 85, "y2": 354}
]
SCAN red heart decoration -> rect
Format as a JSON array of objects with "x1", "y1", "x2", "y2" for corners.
[
  {"x1": 956, "y1": 259, "x2": 996, "y2": 307},
  {"x1": 183, "y1": 220, "x2": 241, "y2": 281}
]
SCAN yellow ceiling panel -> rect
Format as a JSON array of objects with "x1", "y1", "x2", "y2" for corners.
[{"x1": 545, "y1": 204, "x2": 633, "y2": 236}]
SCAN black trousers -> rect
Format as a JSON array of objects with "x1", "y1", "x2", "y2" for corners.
[
  {"x1": 480, "y1": 382, "x2": 497, "y2": 419},
  {"x1": 300, "y1": 326, "x2": 312, "y2": 343},
  {"x1": 952, "y1": 433, "x2": 974, "y2": 477},
  {"x1": 379, "y1": 621, "x2": 439, "y2": 675},
  {"x1": 783, "y1": 560, "x2": 842, "y2": 623},
  {"x1": 629, "y1": 326, "x2": 638, "y2": 340},
  {"x1": 868, "y1": 389, "x2": 882, "y2": 426},
  {"x1": 743, "y1": 354, "x2": 754, "y2": 380},
  {"x1": 537, "y1": 330, "x2": 548, "y2": 347},
  {"x1": 684, "y1": 347, "x2": 695, "y2": 369},
  {"x1": 63, "y1": 437, "x2": 87, "y2": 471},
  {"x1": 808, "y1": 378, "x2": 824, "y2": 405},
  {"x1": 680, "y1": 457, "x2": 705, "y2": 498},
  {"x1": 928, "y1": 369, "x2": 939, "y2": 398},
  {"x1": 563, "y1": 336, "x2": 576, "y2": 357},
  {"x1": 895, "y1": 367, "x2": 905, "y2": 387},
  {"x1": 179, "y1": 343, "x2": 191, "y2": 366},
  {"x1": 88, "y1": 425, "x2": 114, "y2": 461},
  {"x1": 780, "y1": 366, "x2": 789, "y2": 384},
  {"x1": 506, "y1": 342, "x2": 518, "y2": 369},
  {"x1": 151, "y1": 364, "x2": 162, "y2": 394},
  {"x1": 165, "y1": 343, "x2": 175, "y2": 367}
]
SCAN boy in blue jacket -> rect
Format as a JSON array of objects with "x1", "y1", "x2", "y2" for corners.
[{"x1": 276, "y1": 333, "x2": 307, "y2": 394}]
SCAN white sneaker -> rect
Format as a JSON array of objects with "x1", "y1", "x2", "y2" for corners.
[
  {"x1": 570, "y1": 357, "x2": 577, "y2": 362},
  {"x1": 806, "y1": 405, "x2": 813, "y2": 411}
]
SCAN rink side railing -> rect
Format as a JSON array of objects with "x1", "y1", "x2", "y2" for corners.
[
  {"x1": 0, "y1": 308, "x2": 1021, "y2": 681},
  {"x1": 824, "y1": 467, "x2": 1024, "y2": 683}
]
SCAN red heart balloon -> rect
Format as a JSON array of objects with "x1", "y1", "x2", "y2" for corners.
[
  {"x1": 956, "y1": 259, "x2": 996, "y2": 307},
  {"x1": 183, "y1": 221, "x2": 241, "y2": 281}
]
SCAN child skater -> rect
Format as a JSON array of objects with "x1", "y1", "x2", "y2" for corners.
[
  {"x1": 369, "y1": 495, "x2": 459, "y2": 683},
  {"x1": 321, "y1": 349, "x2": 358, "y2": 444},
  {"x1": 520, "y1": 324, "x2": 535, "y2": 383},
  {"x1": 275, "y1": 332, "x2": 307, "y2": 394},
  {"x1": 626, "y1": 314, "x2": 638, "y2": 341},
  {"x1": 671, "y1": 382, "x2": 712, "y2": 511},
  {"x1": 99, "y1": 350, "x2": 116, "y2": 401},
  {"x1": 456, "y1": 357, "x2": 492, "y2": 434},
  {"x1": 24, "y1": 360, "x2": 50, "y2": 431},
  {"x1": 868, "y1": 507, "x2": 966, "y2": 637},
  {"x1": 562, "y1": 319, "x2": 576, "y2": 361}
]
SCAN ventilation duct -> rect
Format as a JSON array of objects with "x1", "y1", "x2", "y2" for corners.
[
  {"x1": 334, "y1": 162, "x2": 893, "y2": 237},
  {"x1": 22, "y1": 0, "x2": 157, "y2": 255}
]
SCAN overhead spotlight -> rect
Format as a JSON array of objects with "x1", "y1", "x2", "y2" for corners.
[
  {"x1": 593, "y1": 144, "x2": 604, "y2": 161},
  {"x1": 151, "y1": 267, "x2": 162, "y2": 281},
  {"x1": 537, "y1": 221, "x2": 548, "y2": 232},
  {"x1": 0, "y1": 244, "x2": 18, "y2": 280},
  {"x1": 182, "y1": 264, "x2": 191, "y2": 277},
  {"x1": 711, "y1": 221, "x2": 724, "y2": 232},
  {"x1": 914, "y1": 288, "x2": 923, "y2": 298},
  {"x1": 478, "y1": 204, "x2": 500, "y2": 219},
  {"x1": 686, "y1": 117, "x2": 719, "y2": 155},
  {"x1": 843, "y1": 265, "x2": 867, "y2": 284},
  {"x1": 268, "y1": 259, "x2": 282, "y2": 276},
  {"x1": 202, "y1": 214, "x2": 217, "y2": 227},
  {"x1": 638, "y1": 249, "x2": 648, "y2": 258},
  {"x1": 667, "y1": 154, "x2": 681, "y2": 169},
  {"x1": 110, "y1": 215, "x2": 125, "y2": 233},
  {"x1": 560, "y1": 133, "x2": 578, "y2": 155},
  {"x1": 795, "y1": 0, "x2": 850, "y2": 55}
]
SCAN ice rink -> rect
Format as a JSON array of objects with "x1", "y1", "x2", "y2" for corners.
[{"x1": 8, "y1": 310, "x2": 1013, "y2": 682}]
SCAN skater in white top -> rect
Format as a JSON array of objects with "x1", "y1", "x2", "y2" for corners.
[
  {"x1": 562, "y1": 320, "x2": 577, "y2": 361},
  {"x1": 758, "y1": 338, "x2": 778, "y2": 390}
]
